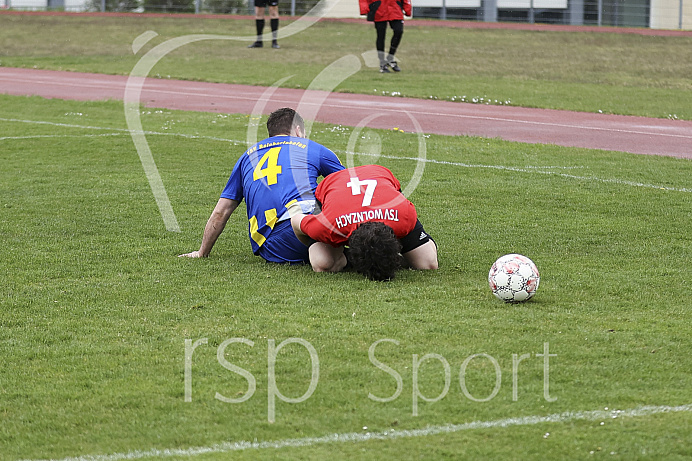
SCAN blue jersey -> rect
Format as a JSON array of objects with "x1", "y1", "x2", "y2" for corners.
[{"x1": 221, "y1": 136, "x2": 343, "y2": 259}]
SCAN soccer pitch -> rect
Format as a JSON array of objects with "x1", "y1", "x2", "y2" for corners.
[
  {"x1": 2, "y1": 93, "x2": 691, "y2": 460},
  {"x1": 2, "y1": 14, "x2": 692, "y2": 461}
]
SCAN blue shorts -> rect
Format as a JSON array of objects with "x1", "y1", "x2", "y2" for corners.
[{"x1": 257, "y1": 219, "x2": 310, "y2": 264}]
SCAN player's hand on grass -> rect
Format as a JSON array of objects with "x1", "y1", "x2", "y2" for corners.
[{"x1": 178, "y1": 250, "x2": 204, "y2": 258}]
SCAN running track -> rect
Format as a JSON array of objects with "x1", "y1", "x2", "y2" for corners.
[{"x1": 2, "y1": 66, "x2": 691, "y2": 159}]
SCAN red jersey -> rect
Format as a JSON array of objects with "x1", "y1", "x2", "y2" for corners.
[{"x1": 300, "y1": 165, "x2": 418, "y2": 247}]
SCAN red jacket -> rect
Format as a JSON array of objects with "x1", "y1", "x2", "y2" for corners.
[{"x1": 360, "y1": 0, "x2": 412, "y2": 22}]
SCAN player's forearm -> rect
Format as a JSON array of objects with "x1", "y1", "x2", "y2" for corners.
[
  {"x1": 198, "y1": 212, "x2": 227, "y2": 257},
  {"x1": 291, "y1": 214, "x2": 313, "y2": 246},
  {"x1": 196, "y1": 199, "x2": 239, "y2": 257}
]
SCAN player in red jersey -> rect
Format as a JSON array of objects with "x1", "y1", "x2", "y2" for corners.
[{"x1": 291, "y1": 165, "x2": 438, "y2": 280}]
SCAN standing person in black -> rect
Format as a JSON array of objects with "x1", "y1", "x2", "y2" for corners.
[
  {"x1": 359, "y1": 0, "x2": 412, "y2": 73},
  {"x1": 248, "y1": 0, "x2": 280, "y2": 49}
]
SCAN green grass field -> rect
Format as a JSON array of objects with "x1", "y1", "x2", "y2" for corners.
[
  {"x1": 2, "y1": 93, "x2": 691, "y2": 460},
  {"x1": 1, "y1": 12, "x2": 692, "y2": 461}
]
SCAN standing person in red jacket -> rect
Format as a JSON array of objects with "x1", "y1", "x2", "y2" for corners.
[{"x1": 359, "y1": 0, "x2": 412, "y2": 73}]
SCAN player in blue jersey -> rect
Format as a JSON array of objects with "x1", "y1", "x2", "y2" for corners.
[{"x1": 179, "y1": 108, "x2": 344, "y2": 264}]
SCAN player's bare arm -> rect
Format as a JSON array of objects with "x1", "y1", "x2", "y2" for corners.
[
  {"x1": 290, "y1": 214, "x2": 312, "y2": 246},
  {"x1": 290, "y1": 213, "x2": 347, "y2": 273},
  {"x1": 179, "y1": 198, "x2": 240, "y2": 258}
]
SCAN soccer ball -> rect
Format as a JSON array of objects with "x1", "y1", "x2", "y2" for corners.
[{"x1": 488, "y1": 254, "x2": 540, "y2": 303}]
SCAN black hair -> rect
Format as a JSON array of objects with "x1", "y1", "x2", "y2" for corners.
[
  {"x1": 266, "y1": 108, "x2": 305, "y2": 137},
  {"x1": 348, "y1": 222, "x2": 402, "y2": 281}
]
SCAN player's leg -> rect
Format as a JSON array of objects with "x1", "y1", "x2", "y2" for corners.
[
  {"x1": 403, "y1": 240, "x2": 438, "y2": 269},
  {"x1": 308, "y1": 242, "x2": 346, "y2": 273},
  {"x1": 249, "y1": 1, "x2": 266, "y2": 48},
  {"x1": 268, "y1": 3, "x2": 280, "y2": 48},
  {"x1": 386, "y1": 20, "x2": 404, "y2": 71},
  {"x1": 399, "y1": 220, "x2": 438, "y2": 270},
  {"x1": 374, "y1": 21, "x2": 389, "y2": 73},
  {"x1": 258, "y1": 220, "x2": 311, "y2": 264}
]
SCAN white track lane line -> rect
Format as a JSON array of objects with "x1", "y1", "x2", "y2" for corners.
[{"x1": 2, "y1": 75, "x2": 691, "y2": 141}]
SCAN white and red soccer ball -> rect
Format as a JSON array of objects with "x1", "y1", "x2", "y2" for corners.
[{"x1": 488, "y1": 254, "x2": 540, "y2": 303}]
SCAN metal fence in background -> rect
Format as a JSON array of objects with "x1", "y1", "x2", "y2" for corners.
[
  {"x1": 413, "y1": 0, "x2": 688, "y2": 28},
  {"x1": 1, "y1": 0, "x2": 689, "y2": 30}
]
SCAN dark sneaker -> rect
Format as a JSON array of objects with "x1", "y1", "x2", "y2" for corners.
[
  {"x1": 247, "y1": 41, "x2": 263, "y2": 48},
  {"x1": 388, "y1": 61, "x2": 401, "y2": 72},
  {"x1": 272, "y1": 41, "x2": 280, "y2": 49},
  {"x1": 379, "y1": 64, "x2": 391, "y2": 73}
]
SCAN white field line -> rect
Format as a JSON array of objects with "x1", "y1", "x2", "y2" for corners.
[
  {"x1": 0, "y1": 117, "x2": 248, "y2": 145},
  {"x1": 366, "y1": 153, "x2": 692, "y2": 193},
  {"x1": 22, "y1": 403, "x2": 692, "y2": 461},
  {"x1": 2, "y1": 118, "x2": 691, "y2": 194},
  {"x1": 0, "y1": 133, "x2": 127, "y2": 141}
]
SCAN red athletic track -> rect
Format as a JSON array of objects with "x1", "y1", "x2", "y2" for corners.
[{"x1": 2, "y1": 67, "x2": 691, "y2": 159}]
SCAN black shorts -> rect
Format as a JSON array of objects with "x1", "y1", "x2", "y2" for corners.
[
  {"x1": 254, "y1": 0, "x2": 278, "y2": 7},
  {"x1": 306, "y1": 215, "x2": 433, "y2": 254},
  {"x1": 399, "y1": 219, "x2": 435, "y2": 254}
]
